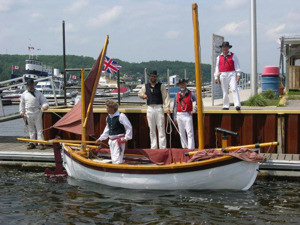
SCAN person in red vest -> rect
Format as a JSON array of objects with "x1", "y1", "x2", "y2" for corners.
[
  {"x1": 214, "y1": 41, "x2": 241, "y2": 110},
  {"x1": 173, "y1": 79, "x2": 197, "y2": 149}
]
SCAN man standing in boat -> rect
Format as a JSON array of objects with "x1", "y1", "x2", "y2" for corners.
[
  {"x1": 214, "y1": 41, "x2": 242, "y2": 110},
  {"x1": 173, "y1": 79, "x2": 196, "y2": 149},
  {"x1": 19, "y1": 79, "x2": 49, "y2": 150},
  {"x1": 138, "y1": 70, "x2": 171, "y2": 149},
  {"x1": 96, "y1": 100, "x2": 132, "y2": 164}
]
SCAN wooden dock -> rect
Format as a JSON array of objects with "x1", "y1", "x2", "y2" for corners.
[
  {"x1": 0, "y1": 137, "x2": 55, "y2": 171},
  {"x1": 0, "y1": 136, "x2": 299, "y2": 177},
  {"x1": 259, "y1": 153, "x2": 300, "y2": 177}
]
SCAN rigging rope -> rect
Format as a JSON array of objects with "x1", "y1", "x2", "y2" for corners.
[{"x1": 166, "y1": 113, "x2": 188, "y2": 148}]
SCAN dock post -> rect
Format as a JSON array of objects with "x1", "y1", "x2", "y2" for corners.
[{"x1": 44, "y1": 142, "x2": 67, "y2": 177}]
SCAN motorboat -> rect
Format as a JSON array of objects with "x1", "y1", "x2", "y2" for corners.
[
  {"x1": 109, "y1": 87, "x2": 130, "y2": 97},
  {"x1": 132, "y1": 84, "x2": 143, "y2": 92},
  {"x1": 35, "y1": 80, "x2": 77, "y2": 98}
]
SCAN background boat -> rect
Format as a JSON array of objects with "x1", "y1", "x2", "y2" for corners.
[
  {"x1": 36, "y1": 80, "x2": 78, "y2": 99},
  {"x1": 109, "y1": 87, "x2": 130, "y2": 97}
]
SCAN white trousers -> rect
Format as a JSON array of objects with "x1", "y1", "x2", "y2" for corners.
[
  {"x1": 146, "y1": 105, "x2": 166, "y2": 149},
  {"x1": 26, "y1": 110, "x2": 44, "y2": 142},
  {"x1": 220, "y1": 71, "x2": 241, "y2": 108},
  {"x1": 177, "y1": 112, "x2": 195, "y2": 149},
  {"x1": 108, "y1": 139, "x2": 125, "y2": 164}
]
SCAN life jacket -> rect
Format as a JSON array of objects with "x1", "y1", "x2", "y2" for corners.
[
  {"x1": 219, "y1": 53, "x2": 235, "y2": 72},
  {"x1": 145, "y1": 82, "x2": 163, "y2": 105},
  {"x1": 107, "y1": 115, "x2": 125, "y2": 136},
  {"x1": 176, "y1": 90, "x2": 193, "y2": 112}
]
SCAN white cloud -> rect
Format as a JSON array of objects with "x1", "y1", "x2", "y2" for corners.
[
  {"x1": 264, "y1": 24, "x2": 286, "y2": 41},
  {"x1": 66, "y1": 0, "x2": 89, "y2": 13},
  {"x1": 0, "y1": 0, "x2": 14, "y2": 12},
  {"x1": 286, "y1": 11, "x2": 300, "y2": 20},
  {"x1": 88, "y1": 5, "x2": 122, "y2": 28},
  {"x1": 164, "y1": 30, "x2": 179, "y2": 39},
  {"x1": 219, "y1": 20, "x2": 248, "y2": 35},
  {"x1": 212, "y1": 0, "x2": 247, "y2": 11},
  {"x1": 31, "y1": 12, "x2": 42, "y2": 20}
]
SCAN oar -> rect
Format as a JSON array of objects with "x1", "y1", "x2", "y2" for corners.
[
  {"x1": 50, "y1": 139, "x2": 98, "y2": 144},
  {"x1": 185, "y1": 142, "x2": 279, "y2": 156},
  {"x1": 17, "y1": 137, "x2": 53, "y2": 145},
  {"x1": 17, "y1": 137, "x2": 108, "y2": 147}
]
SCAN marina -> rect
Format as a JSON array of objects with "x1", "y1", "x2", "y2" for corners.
[{"x1": 1, "y1": 1, "x2": 300, "y2": 224}]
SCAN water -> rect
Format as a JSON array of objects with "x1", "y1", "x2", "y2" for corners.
[
  {"x1": 1, "y1": 101, "x2": 300, "y2": 224},
  {"x1": 0, "y1": 105, "x2": 25, "y2": 137},
  {"x1": 0, "y1": 168, "x2": 299, "y2": 224}
]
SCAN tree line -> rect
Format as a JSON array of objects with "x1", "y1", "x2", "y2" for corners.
[{"x1": 0, "y1": 54, "x2": 212, "y2": 83}]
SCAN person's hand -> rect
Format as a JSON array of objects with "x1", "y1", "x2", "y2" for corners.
[
  {"x1": 189, "y1": 111, "x2": 194, "y2": 115},
  {"x1": 42, "y1": 105, "x2": 49, "y2": 110},
  {"x1": 95, "y1": 139, "x2": 101, "y2": 145},
  {"x1": 121, "y1": 138, "x2": 127, "y2": 143},
  {"x1": 166, "y1": 110, "x2": 171, "y2": 114},
  {"x1": 236, "y1": 76, "x2": 240, "y2": 83},
  {"x1": 143, "y1": 94, "x2": 148, "y2": 99},
  {"x1": 215, "y1": 78, "x2": 220, "y2": 84},
  {"x1": 21, "y1": 112, "x2": 25, "y2": 118}
]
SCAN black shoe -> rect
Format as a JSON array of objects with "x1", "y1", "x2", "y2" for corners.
[
  {"x1": 38, "y1": 144, "x2": 46, "y2": 150},
  {"x1": 27, "y1": 143, "x2": 36, "y2": 149},
  {"x1": 222, "y1": 107, "x2": 229, "y2": 110},
  {"x1": 236, "y1": 106, "x2": 241, "y2": 110}
]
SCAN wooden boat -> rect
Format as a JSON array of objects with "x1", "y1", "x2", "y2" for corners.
[
  {"x1": 18, "y1": 4, "x2": 277, "y2": 190},
  {"x1": 62, "y1": 144, "x2": 261, "y2": 190}
]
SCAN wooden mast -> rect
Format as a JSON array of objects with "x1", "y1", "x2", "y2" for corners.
[
  {"x1": 192, "y1": 3, "x2": 204, "y2": 150},
  {"x1": 83, "y1": 36, "x2": 109, "y2": 129},
  {"x1": 82, "y1": 35, "x2": 109, "y2": 152},
  {"x1": 80, "y1": 68, "x2": 86, "y2": 151}
]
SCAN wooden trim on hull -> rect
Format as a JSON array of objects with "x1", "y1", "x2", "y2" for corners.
[{"x1": 63, "y1": 146, "x2": 242, "y2": 175}]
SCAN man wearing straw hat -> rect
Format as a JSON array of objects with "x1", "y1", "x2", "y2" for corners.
[
  {"x1": 19, "y1": 79, "x2": 49, "y2": 150},
  {"x1": 214, "y1": 41, "x2": 242, "y2": 110},
  {"x1": 173, "y1": 79, "x2": 196, "y2": 149},
  {"x1": 138, "y1": 70, "x2": 171, "y2": 149}
]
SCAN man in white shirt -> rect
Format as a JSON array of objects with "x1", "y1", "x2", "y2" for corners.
[
  {"x1": 214, "y1": 41, "x2": 242, "y2": 110},
  {"x1": 19, "y1": 79, "x2": 49, "y2": 150},
  {"x1": 138, "y1": 70, "x2": 171, "y2": 149},
  {"x1": 96, "y1": 100, "x2": 132, "y2": 164},
  {"x1": 173, "y1": 79, "x2": 197, "y2": 149}
]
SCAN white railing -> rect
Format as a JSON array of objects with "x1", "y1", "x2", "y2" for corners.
[{"x1": 0, "y1": 75, "x2": 58, "y2": 109}]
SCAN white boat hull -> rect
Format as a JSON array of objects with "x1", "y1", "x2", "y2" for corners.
[{"x1": 62, "y1": 147, "x2": 259, "y2": 191}]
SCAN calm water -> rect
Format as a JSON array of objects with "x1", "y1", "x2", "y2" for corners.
[
  {"x1": 0, "y1": 105, "x2": 26, "y2": 137},
  {"x1": 1, "y1": 102, "x2": 300, "y2": 224},
  {"x1": 0, "y1": 168, "x2": 299, "y2": 224}
]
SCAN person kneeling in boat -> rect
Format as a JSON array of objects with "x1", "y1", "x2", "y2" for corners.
[
  {"x1": 96, "y1": 100, "x2": 132, "y2": 164},
  {"x1": 173, "y1": 79, "x2": 196, "y2": 149}
]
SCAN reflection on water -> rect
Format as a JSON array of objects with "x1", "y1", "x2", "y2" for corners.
[{"x1": 0, "y1": 168, "x2": 299, "y2": 224}]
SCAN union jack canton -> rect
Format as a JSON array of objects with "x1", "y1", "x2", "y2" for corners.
[{"x1": 103, "y1": 56, "x2": 122, "y2": 74}]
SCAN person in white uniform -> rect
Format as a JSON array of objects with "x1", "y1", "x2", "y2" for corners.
[
  {"x1": 214, "y1": 41, "x2": 242, "y2": 110},
  {"x1": 19, "y1": 79, "x2": 49, "y2": 150},
  {"x1": 138, "y1": 70, "x2": 171, "y2": 149},
  {"x1": 173, "y1": 79, "x2": 197, "y2": 149},
  {"x1": 96, "y1": 100, "x2": 132, "y2": 164}
]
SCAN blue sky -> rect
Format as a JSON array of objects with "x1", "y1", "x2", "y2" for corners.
[{"x1": 0, "y1": 0, "x2": 299, "y2": 73}]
